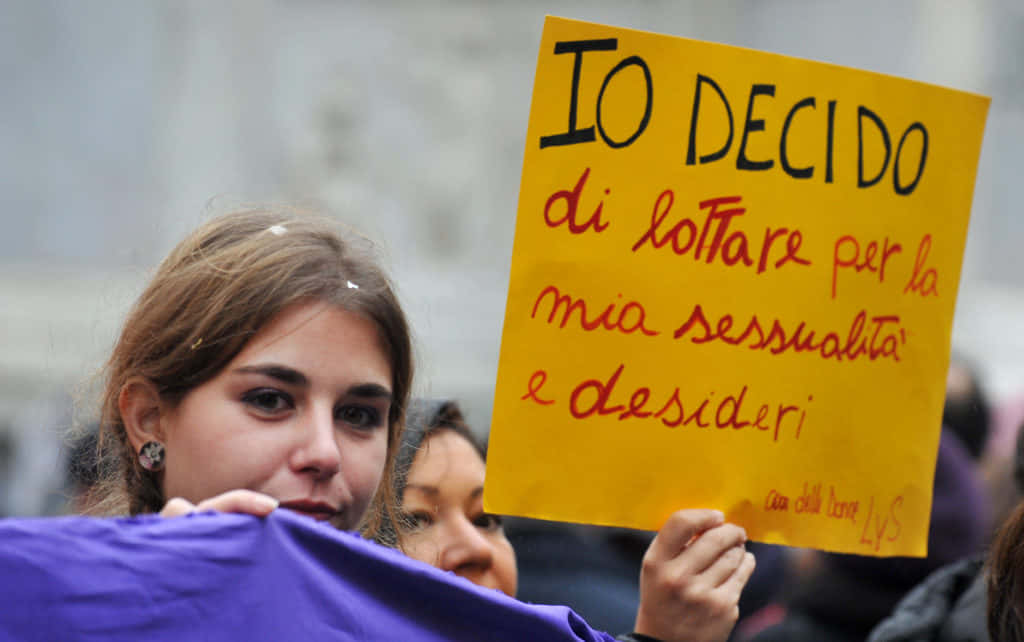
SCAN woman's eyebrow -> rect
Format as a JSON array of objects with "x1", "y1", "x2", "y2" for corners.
[
  {"x1": 234, "y1": 364, "x2": 308, "y2": 386},
  {"x1": 405, "y1": 484, "x2": 439, "y2": 496},
  {"x1": 347, "y1": 383, "x2": 392, "y2": 401},
  {"x1": 230, "y1": 369, "x2": 392, "y2": 401}
]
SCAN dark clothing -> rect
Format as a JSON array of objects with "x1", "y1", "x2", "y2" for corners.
[
  {"x1": 743, "y1": 611, "x2": 865, "y2": 642},
  {"x1": 868, "y1": 556, "x2": 989, "y2": 642},
  {"x1": 507, "y1": 517, "x2": 649, "y2": 635},
  {"x1": 745, "y1": 559, "x2": 920, "y2": 642}
]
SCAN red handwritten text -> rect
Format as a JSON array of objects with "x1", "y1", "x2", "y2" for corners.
[
  {"x1": 832, "y1": 234, "x2": 903, "y2": 299},
  {"x1": 567, "y1": 362, "x2": 810, "y2": 442},
  {"x1": 544, "y1": 167, "x2": 610, "y2": 235},
  {"x1": 765, "y1": 489, "x2": 790, "y2": 511},
  {"x1": 673, "y1": 304, "x2": 907, "y2": 363},
  {"x1": 826, "y1": 485, "x2": 859, "y2": 523},
  {"x1": 795, "y1": 482, "x2": 822, "y2": 514},
  {"x1": 631, "y1": 193, "x2": 811, "y2": 274},
  {"x1": 859, "y1": 495, "x2": 904, "y2": 551},
  {"x1": 903, "y1": 234, "x2": 938, "y2": 297},
  {"x1": 521, "y1": 369, "x2": 555, "y2": 405},
  {"x1": 531, "y1": 285, "x2": 659, "y2": 336}
]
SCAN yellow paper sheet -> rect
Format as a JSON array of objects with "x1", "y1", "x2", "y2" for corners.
[{"x1": 484, "y1": 16, "x2": 989, "y2": 556}]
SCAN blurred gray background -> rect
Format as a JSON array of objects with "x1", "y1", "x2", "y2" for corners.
[{"x1": 2, "y1": 0, "x2": 1022, "y2": 515}]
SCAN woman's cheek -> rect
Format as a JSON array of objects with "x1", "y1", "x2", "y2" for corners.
[{"x1": 403, "y1": 535, "x2": 441, "y2": 566}]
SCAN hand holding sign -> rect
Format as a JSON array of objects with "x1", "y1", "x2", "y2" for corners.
[
  {"x1": 635, "y1": 510, "x2": 755, "y2": 642},
  {"x1": 485, "y1": 16, "x2": 989, "y2": 557}
]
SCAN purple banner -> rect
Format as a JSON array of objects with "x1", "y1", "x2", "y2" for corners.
[{"x1": 0, "y1": 510, "x2": 616, "y2": 642}]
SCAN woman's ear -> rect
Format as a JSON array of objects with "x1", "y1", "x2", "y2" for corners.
[{"x1": 119, "y1": 377, "x2": 167, "y2": 453}]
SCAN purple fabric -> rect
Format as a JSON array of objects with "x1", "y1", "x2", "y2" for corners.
[{"x1": 0, "y1": 510, "x2": 617, "y2": 642}]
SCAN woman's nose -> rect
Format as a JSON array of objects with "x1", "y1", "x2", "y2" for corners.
[
  {"x1": 290, "y1": 408, "x2": 342, "y2": 479},
  {"x1": 439, "y1": 517, "x2": 494, "y2": 576}
]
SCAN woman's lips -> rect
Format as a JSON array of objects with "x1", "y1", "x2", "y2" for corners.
[{"x1": 279, "y1": 500, "x2": 341, "y2": 521}]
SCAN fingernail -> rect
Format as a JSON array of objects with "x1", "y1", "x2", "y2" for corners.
[
  {"x1": 260, "y1": 496, "x2": 280, "y2": 510},
  {"x1": 713, "y1": 510, "x2": 725, "y2": 521}
]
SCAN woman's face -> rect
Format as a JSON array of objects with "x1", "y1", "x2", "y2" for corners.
[
  {"x1": 160, "y1": 300, "x2": 392, "y2": 530},
  {"x1": 400, "y1": 430, "x2": 518, "y2": 597}
]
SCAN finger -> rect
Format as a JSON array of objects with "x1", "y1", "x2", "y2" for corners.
[
  {"x1": 663, "y1": 522, "x2": 745, "y2": 581},
  {"x1": 195, "y1": 489, "x2": 279, "y2": 516},
  {"x1": 647, "y1": 509, "x2": 725, "y2": 562},
  {"x1": 675, "y1": 523, "x2": 747, "y2": 575},
  {"x1": 699, "y1": 544, "x2": 747, "y2": 588},
  {"x1": 720, "y1": 551, "x2": 757, "y2": 598},
  {"x1": 160, "y1": 496, "x2": 197, "y2": 518}
]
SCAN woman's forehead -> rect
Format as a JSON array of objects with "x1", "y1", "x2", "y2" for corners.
[
  {"x1": 408, "y1": 431, "x2": 484, "y2": 485},
  {"x1": 230, "y1": 301, "x2": 392, "y2": 389}
]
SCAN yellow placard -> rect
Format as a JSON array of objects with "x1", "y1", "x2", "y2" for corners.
[{"x1": 483, "y1": 16, "x2": 990, "y2": 557}]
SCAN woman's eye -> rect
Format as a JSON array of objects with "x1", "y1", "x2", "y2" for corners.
[
  {"x1": 242, "y1": 389, "x2": 293, "y2": 414},
  {"x1": 473, "y1": 513, "x2": 503, "y2": 531},
  {"x1": 337, "y1": 404, "x2": 382, "y2": 429},
  {"x1": 401, "y1": 511, "x2": 434, "y2": 531}
]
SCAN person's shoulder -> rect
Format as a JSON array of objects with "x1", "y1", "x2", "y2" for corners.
[
  {"x1": 937, "y1": 562, "x2": 990, "y2": 642},
  {"x1": 867, "y1": 555, "x2": 986, "y2": 642}
]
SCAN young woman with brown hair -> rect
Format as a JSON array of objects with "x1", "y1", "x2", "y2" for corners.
[{"x1": 85, "y1": 208, "x2": 413, "y2": 541}]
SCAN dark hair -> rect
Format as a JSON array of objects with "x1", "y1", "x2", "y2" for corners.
[
  {"x1": 989, "y1": 501, "x2": 1024, "y2": 641},
  {"x1": 89, "y1": 208, "x2": 413, "y2": 541},
  {"x1": 1013, "y1": 420, "x2": 1024, "y2": 496},
  {"x1": 376, "y1": 398, "x2": 485, "y2": 547}
]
